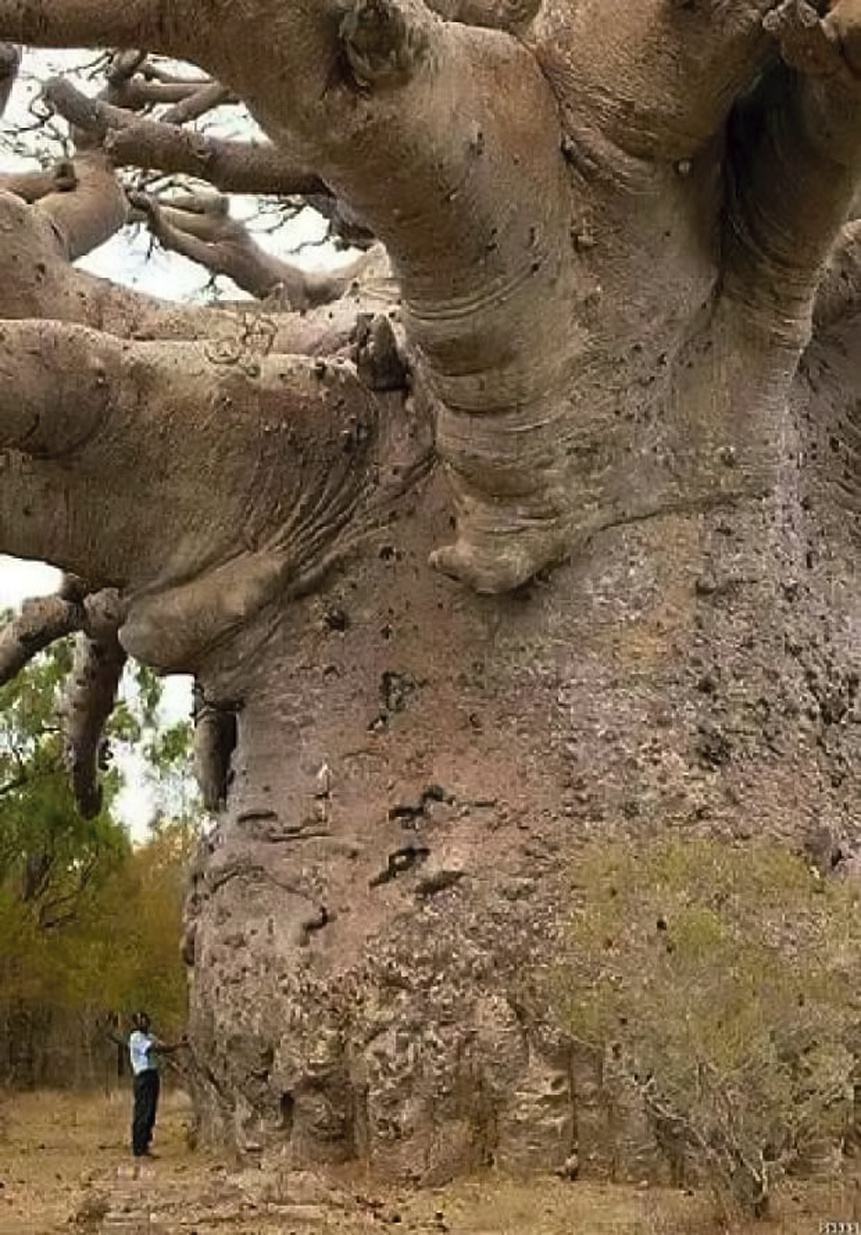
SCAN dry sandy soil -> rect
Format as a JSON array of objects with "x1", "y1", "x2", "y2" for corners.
[{"x1": 0, "y1": 1089, "x2": 858, "y2": 1234}]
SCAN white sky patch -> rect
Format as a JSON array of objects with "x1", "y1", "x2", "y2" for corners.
[{"x1": 0, "y1": 557, "x2": 61, "y2": 607}]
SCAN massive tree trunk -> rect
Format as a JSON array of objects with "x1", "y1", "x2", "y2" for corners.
[
  {"x1": 0, "y1": 0, "x2": 859, "y2": 1186},
  {"x1": 182, "y1": 317, "x2": 861, "y2": 1182}
]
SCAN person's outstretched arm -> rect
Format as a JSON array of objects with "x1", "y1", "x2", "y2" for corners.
[{"x1": 150, "y1": 1034, "x2": 189, "y2": 1056}]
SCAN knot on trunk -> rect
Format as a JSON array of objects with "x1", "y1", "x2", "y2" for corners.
[
  {"x1": 341, "y1": 0, "x2": 431, "y2": 88},
  {"x1": 353, "y1": 313, "x2": 409, "y2": 390}
]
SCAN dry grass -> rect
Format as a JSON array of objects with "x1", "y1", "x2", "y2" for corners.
[
  {"x1": 0, "y1": 1090, "x2": 858, "y2": 1234},
  {"x1": 0, "y1": 1086, "x2": 198, "y2": 1234},
  {"x1": 399, "y1": 1173, "x2": 861, "y2": 1235}
]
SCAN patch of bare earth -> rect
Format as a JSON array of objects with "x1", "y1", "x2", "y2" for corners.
[{"x1": 0, "y1": 1092, "x2": 859, "y2": 1234}]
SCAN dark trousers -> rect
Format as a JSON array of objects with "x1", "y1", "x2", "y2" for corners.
[{"x1": 132, "y1": 1069, "x2": 160, "y2": 1156}]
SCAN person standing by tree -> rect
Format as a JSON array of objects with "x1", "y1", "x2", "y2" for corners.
[{"x1": 128, "y1": 1012, "x2": 186, "y2": 1161}]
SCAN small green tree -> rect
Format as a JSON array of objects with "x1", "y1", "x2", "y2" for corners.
[
  {"x1": 0, "y1": 636, "x2": 128, "y2": 945},
  {"x1": 0, "y1": 627, "x2": 200, "y2": 1081},
  {"x1": 94, "y1": 816, "x2": 200, "y2": 1038},
  {"x1": 553, "y1": 836, "x2": 860, "y2": 1219}
]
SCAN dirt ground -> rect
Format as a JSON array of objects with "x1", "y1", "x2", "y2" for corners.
[{"x1": 0, "y1": 1089, "x2": 859, "y2": 1234}]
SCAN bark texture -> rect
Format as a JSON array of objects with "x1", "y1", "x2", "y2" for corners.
[{"x1": 0, "y1": 0, "x2": 859, "y2": 1188}]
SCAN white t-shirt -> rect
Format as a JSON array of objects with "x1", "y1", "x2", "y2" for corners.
[{"x1": 129, "y1": 1030, "x2": 157, "y2": 1076}]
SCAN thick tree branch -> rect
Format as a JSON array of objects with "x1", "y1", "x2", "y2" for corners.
[
  {"x1": 198, "y1": 0, "x2": 585, "y2": 591},
  {"x1": 160, "y1": 80, "x2": 233, "y2": 126},
  {"x1": 44, "y1": 77, "x2": 326, "y2": 197},
  {"x1": 525, "y1": 0, "x2": 778, "y2": 161},
  {"x1": 0, "y1": 187, "x2": 377, "y2": 355},
  {"x1": 33, "y1": 150, "x2": 128, "y2": 261},
  {"x1": 0, "y1": 318, "x2": 430, "y2": 670},
  {"x1": 722, "y1": 1, "x2": 861, "y2": 334},
  {"x1": 62, "y1": 590, "x2": 126, "y2": 819},
  {"x1": 104, "y1": 49, "x2": 147, "y2": 90},
  {"x1": 140, "y1": 62, "x2": 216, "y2": 87},
  {"x1": 1, "y1": 583, "x2": 129, "y2": 820},
  {"x1": 0, "y1": 593, "x2": 82, "y2": 687},
  {"x1": 0, "y1": 319, "x2": 120, "y2": 458},
  {"x1": 108, "y1": 76, "x2": 213, "y2": 110},
  {"x1": 0, "y1": 0, "x2": 190, "y2": 59},
  {"x1": 0, "y1": 160, "x2": 77, "y2": 203},
  {"x1": 66, "y1": 263, "x2": 379, "y2": 352}
]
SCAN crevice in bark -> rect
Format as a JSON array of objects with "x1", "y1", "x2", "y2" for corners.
[
  {"x1": 388, "y1": 783, "x2": 453, "y2": 826},
  {"x1": 369, "y1": 844, "x2": 431, "y2": 887}
]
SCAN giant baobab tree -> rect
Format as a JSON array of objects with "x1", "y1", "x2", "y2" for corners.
[{"x1": 0, "y1": 0, "x2": 858, "y2": 1187}]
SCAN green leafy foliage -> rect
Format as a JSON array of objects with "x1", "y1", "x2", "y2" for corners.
[{"x1": 552, "y1": 836, "x2": 861, "y2": 1218}]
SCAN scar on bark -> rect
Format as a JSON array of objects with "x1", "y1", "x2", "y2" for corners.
[{"x1": 341, "y1": 0, "x2": 433, "y2": 87}]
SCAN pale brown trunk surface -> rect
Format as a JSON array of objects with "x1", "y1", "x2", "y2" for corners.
[{"x1": 185, "y1": 317, "x2": 860, "y2": 1181}]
